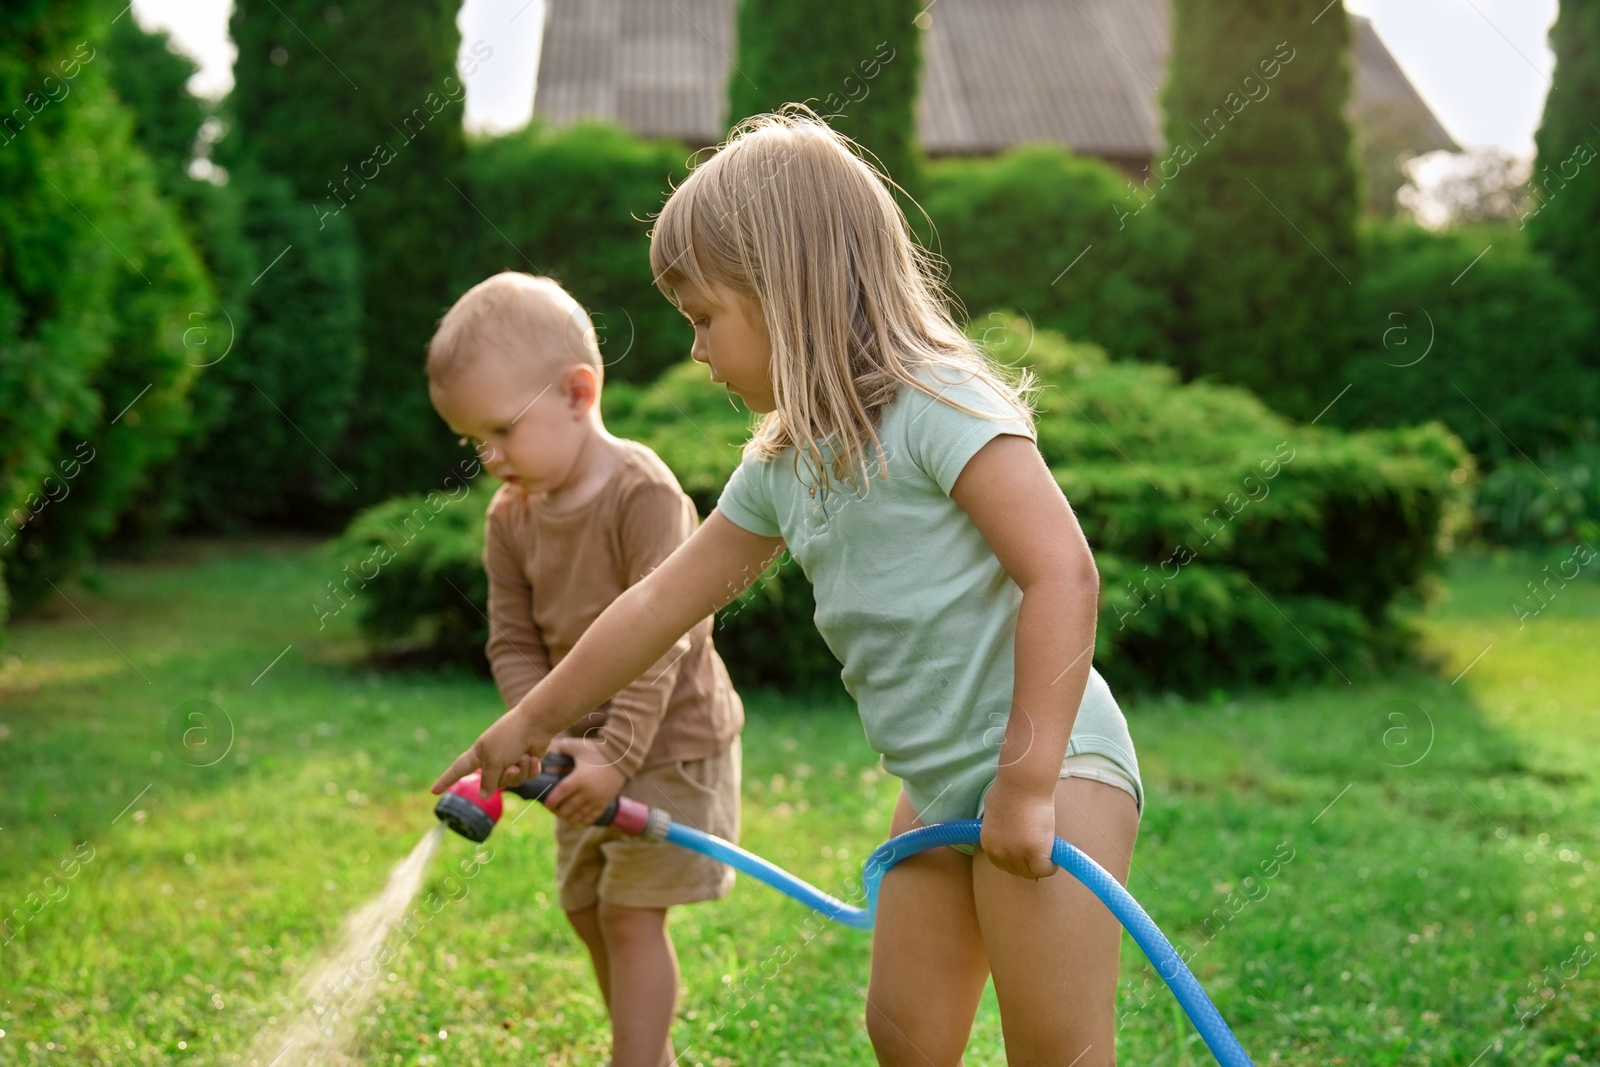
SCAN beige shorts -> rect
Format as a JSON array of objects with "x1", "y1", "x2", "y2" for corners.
[{"x1": 555, "y1": 738, "x2": 741, "y2": 912}]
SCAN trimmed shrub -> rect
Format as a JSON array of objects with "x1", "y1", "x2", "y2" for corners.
[
  {"x1": 102, "y1": 15, "x2": 366, "y2": 534},
  {"x1": 1157, "y1": 0, "x2": 1361, "y2": 419},
  {"x1": 1003, "y1": 318, "x2": 1467, "y2": 692},
  {"x1": 340, "y1": 317, "x2": 1468, "y2": 696},
  {"x1": 1528, "y1": 2, "x2": 1600, "y2": 301},
  {"x1": 921, "y1": 145, "x2": 1178, "y2": 366},
  {"x1": 168, "y1": 164, "x2": 365, "y2": 530},
  {"x1": 231, "y1": 0, "x2": 467, "y2": 505},
  {"x1": 460, "y1": 122, "x2": 695, "y2": 384},
  {"x1": 1, "y1": 3, "x2": 118, "y2": 625},
  {"x1": 1335, "y1": 224, "x2": 1597, "y2": 462},
  {"x1": 2, "y1": 2, "x2": 213, "y2": 615},
  {"x1": 328, "y1": 460, "x2": 492, "y2": 668},
  {"x1": 728, "y1": 0, "x2": 921, "y2": 188}
]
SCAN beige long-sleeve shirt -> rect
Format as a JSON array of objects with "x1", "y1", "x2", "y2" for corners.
[{"x1": 482, "y1": 440, "x2": 743, "y2": 778}]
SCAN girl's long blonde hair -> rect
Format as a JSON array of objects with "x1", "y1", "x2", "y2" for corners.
[{"x1": 649, "y1": 106, "x2": 1035, "y2": 498}]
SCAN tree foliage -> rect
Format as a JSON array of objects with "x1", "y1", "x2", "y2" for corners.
[
  {"x1": 1, "y1": 0, "x2": 211, "y2": 616},
  {"x1": 461, "y1": 122, "x2": 694, "y2": 384},
  {"x1": 1335, "y1": 225, "x2": 1595, "y2": 462},
  {"x1": 230, "y1": 0, "x2": 468, "y2": 503},
  {"x1": 727, "y1": 0, "x2": 922, "y2": 187},
  {"x1": 1528, "y1": 1, "x2": 1600, "y2": 301},
  {"x1": 921, "y1": 145, "x2": 1178, "y2": 367},
  {"x1": 1157, "y1": 0, "x2": 1361, "y2": 419}
]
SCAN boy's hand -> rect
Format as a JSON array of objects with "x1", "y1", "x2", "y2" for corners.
[
  {"x1": 543, "y1": 736, "x2": 628, "y2": 826},
  {"x1": 432, "y1": 704, "x2": 552, "y2": 797},
  {"x1": 979, "y1": 780, "x2": 1058, "y2": 880}
]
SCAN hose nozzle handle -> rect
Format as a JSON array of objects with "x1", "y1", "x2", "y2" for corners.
[
  {"x1": 507, "y1": 751, "x2": 577, "y2": 805},
  {"x1": 438, "y1": 750, "x2": 668, "y2": 842}
]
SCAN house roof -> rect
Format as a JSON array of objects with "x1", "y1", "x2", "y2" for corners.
[
  {"x1": 531, "y1": 0, "x2": 736, "y2": 143},
  {"x1": 532, "y1": 0, "x2": 1458, "y2": 159}
]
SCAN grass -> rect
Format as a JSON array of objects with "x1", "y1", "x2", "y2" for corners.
[{"x1": 0, "y1": 538, "x2": 1595, "y2": 1065}]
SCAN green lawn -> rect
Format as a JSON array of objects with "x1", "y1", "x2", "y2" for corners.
[{"x1": 0, "y1": 539, "x2": 1594, "y2": 1065}]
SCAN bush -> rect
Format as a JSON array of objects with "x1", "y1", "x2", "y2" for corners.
[
  {"x1": 460, "y1": 122, "x2": 695, "y2": 384},
  {"x1": 103, "y1": 16, "x2": 366, "y2": 534},
  {"x1": 1476, "y1": 438, "x2": 1600, "y2": 548},
  {"x1": 1157, "y1": 0, "x2": 1360, "y2": 419},
  {"x1": 2, "y1": 2, "x2": 213, "y2": 616},
  {"x1": 328, "y1": 460, "x2": 493, "y2": 667},
  {"x1": 1003, "y1": 319, "x2": 1467, "y2": 692},
  {"x1": 168, "y1": 163, "x2": 365, "y2": 531},
  {"x1": 728, "y1": 0, "x2": 922, "y2": 188},
  {"x1": 231, "y1": 0, "x2": 468, "y2": 505},
  {"x1": 342, "y1": 317, "x2": 1469, "y2": 696},
  {"x1": 1336, "y1": 224, "x2": 1597, "y2": 462},
  {"x1": 921, "y1": 145, "x2": 1177, "y2": 365},
  {"x1": 1529, "y1": 2, "x2": 1600, "y2": 301},
  {"x1": 1, "y1": 2, "x2": 118, "y2": 625}
]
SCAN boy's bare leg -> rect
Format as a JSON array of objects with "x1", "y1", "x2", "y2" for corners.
[
  {"x1": 566, "y1": 906, "x2": 613, "y2": 1011},
  {"x1": 866, "y1": 789, "x2": 990, "y2": 1066},
  {"x1": 598, "y1": 902, "x2": 680, "y2": 1067},
  {"x1": 973, "y1": 778, "x2": 1139, "y2": 1066}
]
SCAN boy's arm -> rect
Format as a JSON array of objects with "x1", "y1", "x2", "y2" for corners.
[
  {"x1": 433, "y1": 510, "x2": 784, "y2": 796},
  {"x1": 590, "y1": 483, "x2": 699, "y2": 779},
  {"x1": 483, "y1": 494, "x2": 554, "y2": 709}
]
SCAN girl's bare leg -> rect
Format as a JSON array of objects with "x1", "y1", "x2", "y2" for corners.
[
  {"x1": 973, "y1": 778, "x2": 1139, "y2": 1066},
  {"x1": 866, "y1": 790, "x2": 991, "y2": 1067}
]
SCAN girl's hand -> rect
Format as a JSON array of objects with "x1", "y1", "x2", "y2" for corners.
[
  {"x1": 979, "y1": 780, "x2": 1058, "y2": 880},
  {"x1": 543, "y1": 736, "x2": 628, "y2": 826},
  {"x1": 432, "y1": 704, "x2": 553, "y2": 797}
]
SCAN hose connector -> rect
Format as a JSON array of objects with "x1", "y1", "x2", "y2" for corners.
[{"x1": 640, "y1": 806, "x2": 672, "y2": 842}]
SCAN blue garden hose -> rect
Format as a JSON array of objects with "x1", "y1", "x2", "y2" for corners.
[{"x1": 664, "y1": 818, "x2": 1254, "y2": 1067}]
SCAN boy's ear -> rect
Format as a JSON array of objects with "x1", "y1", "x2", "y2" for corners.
[{"x1": 563, "y1": 363, "x2": 600, "y2": 417}]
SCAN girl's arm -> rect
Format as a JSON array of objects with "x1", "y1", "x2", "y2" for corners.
[
  {"x1": 950, "y1": 434, "x2": 1101, "y2": 880},
  {"x1": 433, "y1": 511, "x2": 785, "y2": 796}
]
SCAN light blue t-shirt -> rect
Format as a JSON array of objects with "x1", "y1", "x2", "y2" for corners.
[{"x1": 715, "y1": 366, "x2": 1143, "y2": 827}]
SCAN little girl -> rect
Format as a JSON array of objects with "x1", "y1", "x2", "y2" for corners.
[{"x1": 434, "y1": 109, "x2": 1145, "y2": 1066}]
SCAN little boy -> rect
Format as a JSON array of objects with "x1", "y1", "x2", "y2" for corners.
[{"x1": 427, "y1": 272, "x2": 744, "y2": 1067}]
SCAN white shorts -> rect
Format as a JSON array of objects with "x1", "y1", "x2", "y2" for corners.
[{"x1": 1054, "y1": 750, "x2": 1142, "y2": 815}]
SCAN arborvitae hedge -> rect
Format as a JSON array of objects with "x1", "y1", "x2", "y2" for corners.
[
  {"x1": 1, "y1": 0, "x2": 212, "y2": 614},
  {"x1": 106, "y1": 15, "x2": 204, "y2": 200},
  {"x1": 1157, "y1": 0, "x2": 1361, "y2": 419},
  {"x1": 101, "y1": 16, "x2": 366, "y2": 533},
  {"x1": 2, "y1": 2, "x2": 114, "y2": 626},
  {"x1": 230, "y1": 0, "x2": 467, "y2": 504},
  {"x1": 727, "y1": 0, "x2": 921, "y2": 187},
  {"x1": 171, "y1": 163, "x2": 365, "y2": 530},
  {"x1": 1528, "y1": 2, "x2": 1600, "y2": 301}
]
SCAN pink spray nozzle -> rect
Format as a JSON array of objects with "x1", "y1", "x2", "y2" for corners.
[
  {"x1": 434, "y1": 753, "x2": 669, "y2": 843},
  {"x1": 433, "y1": 771, "x2": 504, "y2": 842}
]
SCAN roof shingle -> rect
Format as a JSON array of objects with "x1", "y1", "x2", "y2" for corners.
[{"x1": 531, "y1": 0, "x2": 1457, "y2": 158}]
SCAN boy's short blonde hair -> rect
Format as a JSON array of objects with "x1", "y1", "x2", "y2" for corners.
[{"x1": 427, "y1": 272, "x2": 603, "y2": 388}]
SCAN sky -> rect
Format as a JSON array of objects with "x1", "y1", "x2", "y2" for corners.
[{"x1": 131, "y1": 0, "x2": 1558, "y2": 155}]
